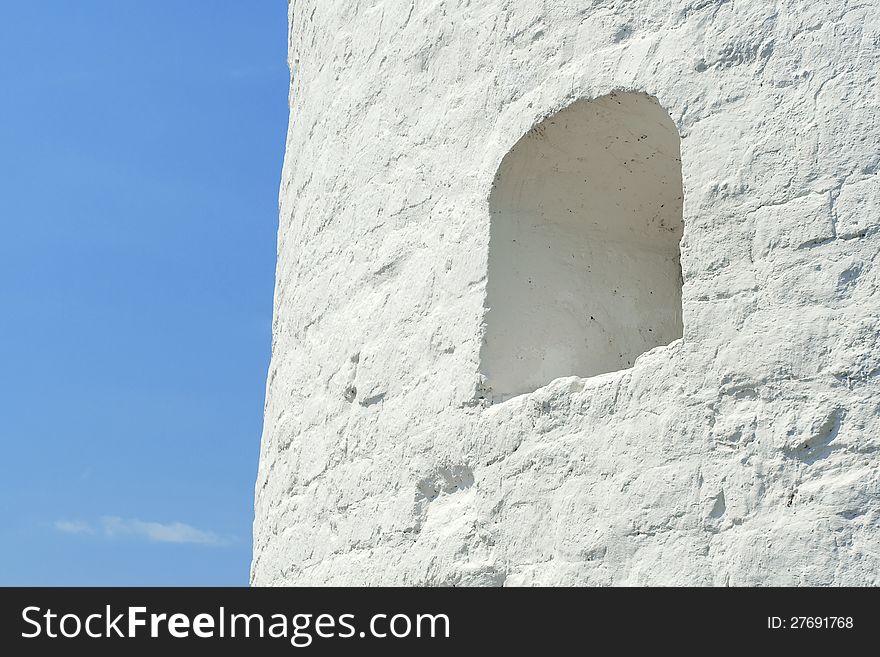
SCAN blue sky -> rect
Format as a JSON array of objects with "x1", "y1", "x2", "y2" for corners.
[{"x1": 0, "y1": 2, "x2": 288, "y2": 585}]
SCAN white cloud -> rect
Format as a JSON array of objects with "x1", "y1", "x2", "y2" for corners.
[
  {"x1": 100, "y1": 517, "x2": 228, "y2": 546},
  {"x1": 54, "y1": 520, "x2": 95, "y2": 535},
  {"x1": 54, "y1": 517, "x2": 229, "y2": 546}
]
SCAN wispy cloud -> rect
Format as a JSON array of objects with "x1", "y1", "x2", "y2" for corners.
[
  {"x1": 54, "y1": 517, "x2": 230, "y2": 546},
  {"x1": 101, "y1": 517, "x2": 228, "y2": 546},
  {"x1": 54, "y1": 520, "x2": 95, "y2": 535}
]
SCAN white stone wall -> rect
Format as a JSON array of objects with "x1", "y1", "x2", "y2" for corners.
[{"x1": 252, "y1": 0, "x2": 880, "y2": 586}]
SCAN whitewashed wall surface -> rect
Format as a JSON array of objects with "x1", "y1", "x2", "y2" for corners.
[{"x1": 252, "y1": 0, "x2": 880, "y2": 586}]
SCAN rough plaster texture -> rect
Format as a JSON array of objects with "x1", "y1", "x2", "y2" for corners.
[{"x1": 252, "y1": 0, "x2": 880, "y2": 586}]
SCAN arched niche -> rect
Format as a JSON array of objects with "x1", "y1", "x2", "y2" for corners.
[{"x1": 479, "y1": 91, "x2": 684, "y2": 401}]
